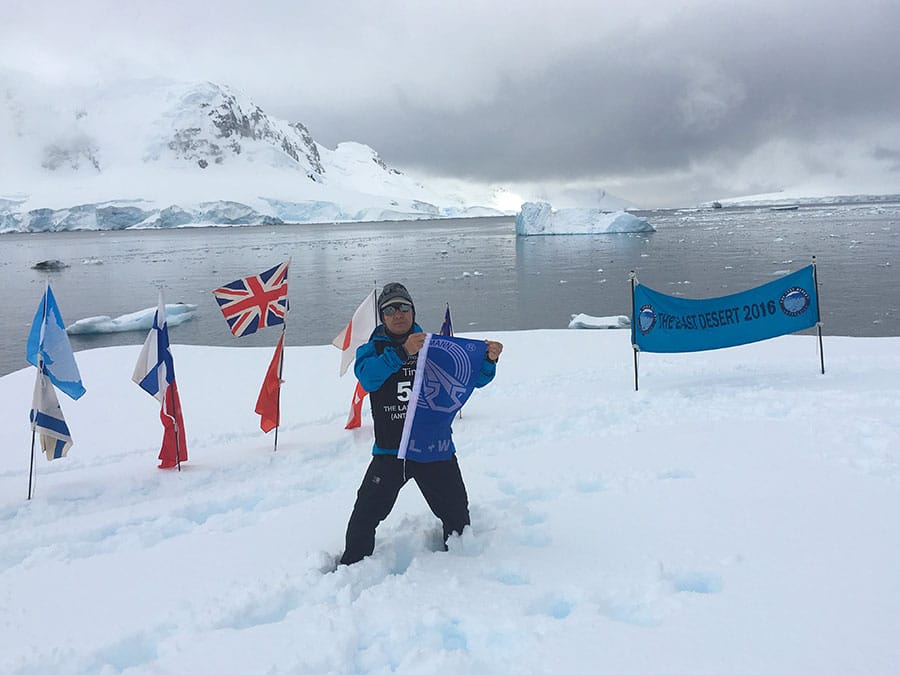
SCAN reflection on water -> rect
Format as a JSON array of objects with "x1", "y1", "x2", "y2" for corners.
[{"x1": 2, "y1": 204, "x2": 898, "y2": 376}]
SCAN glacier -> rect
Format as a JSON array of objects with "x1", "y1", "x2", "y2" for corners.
[{"x1": 0, "y1": 77, "x2": 505, "y2": 233}]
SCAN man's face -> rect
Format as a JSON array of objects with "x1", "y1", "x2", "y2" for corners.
[{"x1": 383, "y1": 302, "x2": 413, "y2": 336}]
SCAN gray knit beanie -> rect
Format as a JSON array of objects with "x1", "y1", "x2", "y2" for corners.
[{"x1": 377, "y1": 282, "x2": 415, "y2": 320}]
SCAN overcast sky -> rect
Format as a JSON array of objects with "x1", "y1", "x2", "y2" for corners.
[{"x1": 3, "y1": 0, "x2": 899, "y2": 207}]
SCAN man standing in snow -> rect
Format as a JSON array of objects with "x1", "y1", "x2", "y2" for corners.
[{"x1": 339, "y1": 282, "x2": 503, "y2": 566}]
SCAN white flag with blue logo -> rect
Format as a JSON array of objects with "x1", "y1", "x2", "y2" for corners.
[
  {"x1": 30, "y1": 370, "x2": 73, "y2": 460},
  {"x1": 26, "y1": 284, "x2": 86, "y2": 400}
]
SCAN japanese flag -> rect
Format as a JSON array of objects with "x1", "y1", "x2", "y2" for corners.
[{"x1": 331, "y1": 289, "x2": 377, "y2": 376}]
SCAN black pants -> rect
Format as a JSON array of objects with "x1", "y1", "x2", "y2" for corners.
[{"x1": 339, "y1": 454, "x2": 470, "y2": 565}]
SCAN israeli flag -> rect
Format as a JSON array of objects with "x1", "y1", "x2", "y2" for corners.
[
  {"x1": 26, "y1": 285, "x2": 86, "y2": 400},
  {"x1": 30, "y1": 371, "x2": 73, "y2": 460},
  {"x1": 398, "y1": 335, "x2": 487, "y2": 462}
]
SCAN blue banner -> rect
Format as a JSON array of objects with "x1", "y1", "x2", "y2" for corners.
[
  {"x1": 633, "y1": 265, "x2": 819, "y2": 353},
  {"x1": 398, "y1": 335, "x2": 487, "y2": 462}
]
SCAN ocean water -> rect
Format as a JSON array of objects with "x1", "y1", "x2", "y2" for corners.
[{"x1": 2, "y1": 202, "x2": 898, "y2": 377}]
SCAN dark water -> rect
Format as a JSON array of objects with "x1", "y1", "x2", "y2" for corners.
[{"x1": 2, "y1": 203, "x2": 898, "y2": 376}]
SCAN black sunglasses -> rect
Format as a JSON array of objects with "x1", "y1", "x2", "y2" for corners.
[{"x1": 382, "y1": 303, "x2": 412, "y2": 316}]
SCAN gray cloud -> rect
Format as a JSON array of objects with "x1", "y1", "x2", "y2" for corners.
[{"x1": 3, "y1": 0, "x2": 899, "y2": 206}]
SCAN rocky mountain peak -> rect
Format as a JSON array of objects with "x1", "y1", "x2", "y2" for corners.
[{"x1": 162, "y1": 82, "x2": 324, "y2": 180}]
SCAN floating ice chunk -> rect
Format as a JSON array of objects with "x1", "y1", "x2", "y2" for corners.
[
  {"x1": 515, "y1": 201, "x2": 655, "y2": 236},
  {"x1": 67, "y1": 303, "x2": 198, "y2": 334},
  {"x1": 568, "y1": 313, "x2": 631, "y2": 329}
]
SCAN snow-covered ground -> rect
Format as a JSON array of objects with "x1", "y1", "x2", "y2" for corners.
[{"x1": 2, "y1": 330, "x2": 899, "y2": 674}]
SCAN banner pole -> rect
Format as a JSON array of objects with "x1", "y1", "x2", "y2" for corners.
[
  {"x1": 629, "y1": 271, "x2": 639, "y2": 391},
  {"x1": 812, "y1": 256, "x2": 825, "y2": 374}
]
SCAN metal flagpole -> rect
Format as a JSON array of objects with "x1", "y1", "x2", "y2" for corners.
[
  {"x1": 168, "y1": 288, "x2": 182, "y2": 472},
  {"x1": 159, "y1": 290, "x2": 182, "y2": 472},
  {"x1": 273, "y1": 324, "x2": 285, "y2": 453},
  {"x1": 173, "y1": 392, "x2": 183, "y2": 472},
  {"x1": 28, "y1": 428, "x2": 37, "y2": 500},
  {"x1": 28, "y1": 282, "x2": 50, "y2": 500},
  {"x1": 272, "y1": 258, "x2": 292, "y2": 453},
  {"x1": 629, "y1": 271, "x2": 640, "y2": 391},
  {"x1": 812, "y1": 256, "x2": 825, "y2": 374}
]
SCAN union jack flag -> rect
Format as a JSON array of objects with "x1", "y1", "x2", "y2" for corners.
[{"x1": 212, "y1": 261, "x2": 290, "y2": 337}]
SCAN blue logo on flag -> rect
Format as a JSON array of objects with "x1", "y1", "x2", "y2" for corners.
[
  {"x1": 779, "y1": 287, "x2": 811, "y2": 316},
  {"x1": 638, "y1": 304, "x2": 657, "y2": 335}
]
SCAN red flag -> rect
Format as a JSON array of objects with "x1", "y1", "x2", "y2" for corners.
[
  {"x1": 159, "y1": 380, "x2": 188, "y2": 468},
  {"x1": 345, "y1": 379, "x2": 368, "y2": 429},
  {"x1": 256, "y1": 331, "x2": 284, "y2": 433}
]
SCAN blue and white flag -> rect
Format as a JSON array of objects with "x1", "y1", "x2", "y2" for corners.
[
  {"x1": 633, "y1": 265, "x2": 819, "y2": 353},
  {"x1": 26, "y1": 285, "x2": 86, "y2": 400},
  {"x1": 30, "y1": 370, "x2": 73, "y2": 460},
  {"x1": 132, "y1": 292, "x2": 175, "y2": 401},
  {"x1": 398, "y1": 335, "x2": 487, "y2": 462}
]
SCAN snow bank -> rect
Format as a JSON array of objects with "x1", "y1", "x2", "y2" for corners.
[{"x1": 2, "y1": 331, "x2": 898, "y2": 674}]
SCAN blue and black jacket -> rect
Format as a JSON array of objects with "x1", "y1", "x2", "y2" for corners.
[{"x1": 354, "y1": 323, "x2": 497, "y2": 457}]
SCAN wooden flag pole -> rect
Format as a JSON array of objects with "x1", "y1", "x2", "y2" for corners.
[
  {"x1": 629, "y1": 271, "x2": 640, "y2": 391},
  {"x1": 812, "y1": 256, "x2": 825, "y2": 374}
]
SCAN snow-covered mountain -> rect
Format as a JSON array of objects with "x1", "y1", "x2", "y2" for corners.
[{"x1": 0, "y1": 75, "x2": 503, "y2": 232}]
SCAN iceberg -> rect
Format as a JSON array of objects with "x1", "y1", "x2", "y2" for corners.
[
  {"x1": 568, "y1": 313, "x2": 631, "y2": 329},
  {"x1": 66, "y1": 304, "x2": 198, "y2": 335},
  {"x1": 515, "y1": 201, "x2": 655, "y2": 236}
]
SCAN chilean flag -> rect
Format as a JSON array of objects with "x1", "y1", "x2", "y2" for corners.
[{"x1": 132, "y1": 292, "x2": 188, "y2": 469}]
